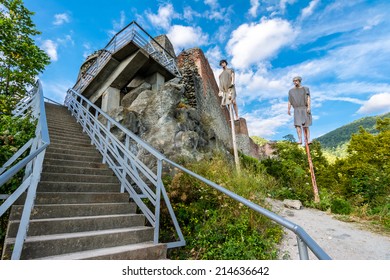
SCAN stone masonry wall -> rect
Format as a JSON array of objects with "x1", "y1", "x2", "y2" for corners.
[{"x1": 177, "y1": 48, "x2": 232, "y2": 148}]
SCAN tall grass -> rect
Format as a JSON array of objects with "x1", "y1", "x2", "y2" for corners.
[{"x1": 161, "y1": 152, "x2": 283, "y2": 260}]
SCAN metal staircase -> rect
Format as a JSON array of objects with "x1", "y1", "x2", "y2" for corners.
[{"x1": 2, "y1": 103, "x2": 167, "y2": 259}]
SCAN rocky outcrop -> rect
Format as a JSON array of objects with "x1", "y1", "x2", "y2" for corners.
[
  {"x1": 105, "y1": 77, "x2": 223, "y2": 162},
  {"x1": 93, "y1": 36, "x2": 272, "y2": 163}
]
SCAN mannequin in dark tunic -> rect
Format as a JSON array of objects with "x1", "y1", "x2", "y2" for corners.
[{"x1": 287, "y1": 76, "x2": 312, "y2": 144}]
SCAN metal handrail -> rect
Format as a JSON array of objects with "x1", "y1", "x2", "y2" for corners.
[
  {"x1": 64, "y1": 88, "x2": 331, "y2": 259},
  {"x1": 65, "y1": 89, "x2": 185, "y2": 249},
  {"x1": 73, "y1": 21, "x2": 181, "y2": 93},
  {"x1": 0, "y1": 80, "x2": 50, "y2": 260}
]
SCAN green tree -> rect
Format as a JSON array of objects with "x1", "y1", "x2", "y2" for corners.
[{"x1": 0, "y1": 0, "x2": 50, "y2": 113}]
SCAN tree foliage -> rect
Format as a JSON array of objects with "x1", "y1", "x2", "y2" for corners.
[
  {"x1": 0, "y1": 0, "x2": 50, "y2": 111},
  {"x1": 263, "y1": 118, "x2": 390, "y2": 229}
]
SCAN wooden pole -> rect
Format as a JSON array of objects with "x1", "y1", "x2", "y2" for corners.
[
  {"x1": 228, "y1": 104, "x2": 240, "y2": 173},
  {"x1": 304, "y1": 128, "x2": 319, "y2": 203}
]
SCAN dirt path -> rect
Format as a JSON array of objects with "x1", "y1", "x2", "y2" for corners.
[{"x1": 266, "y1": 199, "x2": 390, "y2": 260}]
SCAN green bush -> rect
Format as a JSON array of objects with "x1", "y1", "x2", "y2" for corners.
[
  {"x1": 161, "y1": 153, "x2": 283, "y2": 260},
  {"x1": 0, "y1": 114, "x2": 36, "y2": 254},
  {"x1": 330, "y1": 198, "x2": 352, "y2": 215}
]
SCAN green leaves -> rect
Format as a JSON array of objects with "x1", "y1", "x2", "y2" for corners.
[
  {"x1": 0, "y1": 0, "x2": 50, "y2": 97},
  {"x1": 161, "y1": 153, "x2": 283, "y2": 260}
]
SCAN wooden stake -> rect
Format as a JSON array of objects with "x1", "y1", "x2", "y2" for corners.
[
  {"x1": 304, "y1": 129, "x2": 320, "y2": 203},
  {"x1": 228, "y1": 104, "x2": 240, "y2": 173}
]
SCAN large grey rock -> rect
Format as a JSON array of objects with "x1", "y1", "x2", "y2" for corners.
[
  {"x1": 122, "y1": 82, "x2": 152, "y2": 108},
  {"x1": 283, "y1": 199, "x2": 303, "y2": 210}
]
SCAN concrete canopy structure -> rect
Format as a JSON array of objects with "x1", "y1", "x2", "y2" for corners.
[{"x1": 73, "y1": 21, "x2": 180, "y2": 113}]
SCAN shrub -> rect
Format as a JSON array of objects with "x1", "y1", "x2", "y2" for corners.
[
  {"x1": 331, "y1": 198, "x2": 352, "y2": 215},
  {"x1": 161, "y1": 153, "x2": 283, "y2": 259}
]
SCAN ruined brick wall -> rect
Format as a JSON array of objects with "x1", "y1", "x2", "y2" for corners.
[
  {"x1": 177, "y1": 48, "x2": 232, "y2": 147},
  {"x1": 176, "y1": 48, "x2": 270, "y2": 159}
]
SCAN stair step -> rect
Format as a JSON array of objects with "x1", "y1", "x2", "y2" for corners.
[
  {"x1": 10, "y1": 202, "x2": 137, "y2": 219},
  {"x1": 44, "y1": 142, "x2": 96, "y2": 153},
  {"x1": 48, "y1": 130, "x2": 91, "y2": 141},
  {"x1": 47, "y1": 119, "x2": 82, "y2": 127},
  {"x1": 38, "y1": 181, "x2": 119, "y2": 193},
  {"x1": 46, "y1": 147, "x2": 100, "y2": 157},
  {"x1": 44, "y1": 152, "x2": 101, "y2": 162},
  {"x1": 42, "y1": 165, "x2": 112, "y2": 176},
  {"x1": 40, "y1": 172, "x2": 118, "y2": 183},
  {"x1": 48, "y1": 137, "x2": 92, "y2": 147},
  {"x1": 7, "y1": 214, "x2": 145, "y2": 237},
  {"x1": 37, "y1": 242, "x2": 166, "y2": 260},
  {"x1": 48, "y1": 126, "x2": 84, "y2": 135},
  {"x1": 43, "y1": 158, "x2": 106, "y2": 168},
  {"x1": 4, "y1": 227, "x2": 154, "y2": 259},
  {"x1": 16, "y1": 192, "x2": 129, "y2": 205}
]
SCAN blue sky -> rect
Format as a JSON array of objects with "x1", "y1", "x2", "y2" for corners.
[{"x1": 16, "y1": 0, "x2": 390, "y2": 140}]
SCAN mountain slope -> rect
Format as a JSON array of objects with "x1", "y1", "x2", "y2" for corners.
[{"x1": 316, "y1": 112, "x2": 390, "y2": 149}]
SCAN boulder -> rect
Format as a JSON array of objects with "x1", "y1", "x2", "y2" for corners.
[{"x1": 283, "y1": 199, "x2": 303, "y2": 210}]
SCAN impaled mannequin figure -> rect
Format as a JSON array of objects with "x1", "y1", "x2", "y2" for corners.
[
  {"x1": 287, "y1": 76, "x2": 312, "y2": 144},
  {"x1": 218, "y1": 59, "x2": 239, "y2": 120}
]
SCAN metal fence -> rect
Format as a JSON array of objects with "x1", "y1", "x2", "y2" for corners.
[
  {"x1": 64, "y1": 88, "x2": 331, "y2": 260},
  {"x1": 0, "y1": 80, "x2": 50, "y2": 259},
  {"x1": 73, "y1": 21, "x2": 181, "y2": 93}
]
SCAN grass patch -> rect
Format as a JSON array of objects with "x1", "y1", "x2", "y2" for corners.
[{"x1": 161, "y1": 153, "x2": 283, "y2": 260}]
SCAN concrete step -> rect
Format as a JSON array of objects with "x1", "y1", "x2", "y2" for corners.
[
  {"x1": 48, "y1": 136, "x2": 92, "y2": 146},
  {"x1": 16, "y1": 192, "x2": 129, "y2": 205},
  {"x1": 38, "y1": 181, "x2": 119, "y2": 193},
  {"x1": 48, "y1": 136, "x2": 92, "y2": 147},
  {"x1": 42, "y1": 165, "x2": 112, "y2": 176},
  {"x1": 48, "y1": 125, "x2": 84, "y2": 135},
  {"x1": 10, "y1": 202, "x2": 137, "y2": 220},
  {"x1": 46, "y1": 147, "x2": 100, "y2": 157},
  {"x1": 7, "y1": 214, "x2": 145, "y2": 237},
  {"x1": 48, "y1": 130, "x2": 91, "y2": 142},
  {"x1": 47, "y1": 119, "x2": 81, "y2": 127},
  {"x1": 43, "y1": 158, "x2": 106, "y2": 168},
  {"x1": 44, "y1": 142, "x2": 96, "y2": 153},
  {"x1": 44, "y1": 152, "x2": 101, "y2": 162},
  {"x1": 3, "y1": 226, "x2": 154, "y2": 259},
  {"x1": 40, "y1": 172, "x2": 118, "y2": 184},
  {"x1": 37, "y1": 242, "x2": 167, "y2": 260}
]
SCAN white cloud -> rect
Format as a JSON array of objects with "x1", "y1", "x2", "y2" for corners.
[
  {"x1": 167, "y1": 25, "x2": 209, "y2": 54},
  {"x1": 244, "y1": 102, "x2": 291, "y2": 138},
  {"x1": 300, "y1": 0, "x2": 320, "y2": 20},
  {"x1": 41, "y1": 80, "x2": 73, "y2": 104},
  {"x1": 363, "y1": 14, "x2": 384, "y2": 30},
  {"x1": 113, "y1": 10, "x2": 126, "y2": 30},
  {"x1": 280, "y1": 0, "x2": 297, "y2": 13},
  {"x1": 205, "y1": 45, "x2": 223, "y2": 68},
  {"x1": 357, "y1": 93, "x2": 390, "y2": 114},
  {"x1": 108, "y1": 11, "x2": 127, "y2": 36},
  {"x1": 183, "y1": 6, "x2": 202, "y2": 21},
  {"x1": 204, "y1": 0, "x2": 219, "y2": 9},
  {"x1": 57, "y1": 34, "x2": 74, "y2": 46},
  {"x1": 82, "y1": 43, "x2": 92, "y2": 59},
  {"x1": 227, "y1": 18, "x2": 297, "y2": 69},
  {"x1": 146, "y1": 4, "x2": 178, "y2": 30},
  {"x1": 41, "y1": 40, "x2": 58, "y2": 61},
  {"x1": 53, "y1": 13, "x2": 70, "y2": 26},
  {"x1": 202, "y1": 0, "x2": 232, "y2": 21},
  {"x1": 249, "y1": 0, "x2": 260, "y2": 17}
]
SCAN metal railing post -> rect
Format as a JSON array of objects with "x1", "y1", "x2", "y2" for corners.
[
  {"x1": 154, "y1": 160, "x2": 163, "y2": 244},
  {"x1": 297, "y1": 236, "x2": 310, "y2": 260}
]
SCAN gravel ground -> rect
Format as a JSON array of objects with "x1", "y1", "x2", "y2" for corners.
[{"x1": 266, "y1": 199, "x2": 390, "y2": 260}]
